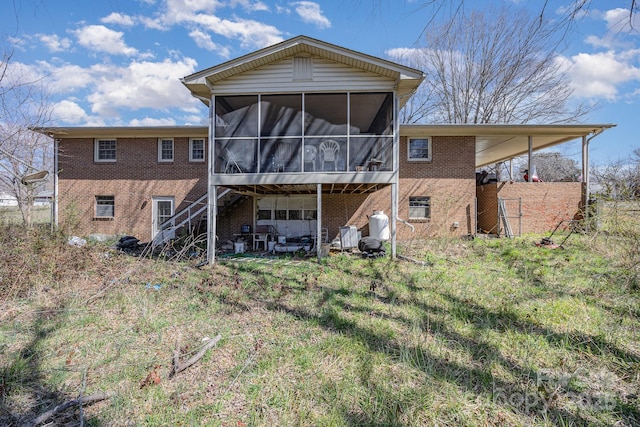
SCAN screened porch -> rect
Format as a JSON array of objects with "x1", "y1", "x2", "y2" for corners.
[{"x1": 213, "y1": 92, "x2": 395, "y2": 175}]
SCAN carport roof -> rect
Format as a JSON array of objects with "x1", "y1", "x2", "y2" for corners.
[{"x1": 401, "y1": 124, "x2": 616, "y2": 167}]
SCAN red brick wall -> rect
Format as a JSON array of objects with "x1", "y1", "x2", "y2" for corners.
[
  {"x1": 58, "y1": 137, "x2": 207, "y2": 241},
  {"x1": 398, "y1": 135, "x2": 476, "y2": 238},
  {"x1": 477, "y1": 182, "x2": 583, "y2": 235},
  {"x1": 58, "y1": 134, "x2": 478, "y2": 243},
  {"x1": 319, "y1": 135, "x2": 477, "y2": 240}
]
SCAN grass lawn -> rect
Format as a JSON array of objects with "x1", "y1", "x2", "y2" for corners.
[
  {"x1": 0, "y1": 206, "x2": 51, "y2": 225},
  {"x1": 0, "y1": 226, "x2": 638, "y2": 426}
]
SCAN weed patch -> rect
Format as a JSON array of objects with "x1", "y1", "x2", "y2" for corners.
[{"x1": 0, "y1": 226, "x2": 638, "y2": 426}]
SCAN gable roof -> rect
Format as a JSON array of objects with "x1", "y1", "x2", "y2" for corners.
[{"x1": 181, "y1": 35, "x2": 425, "y2": 104}]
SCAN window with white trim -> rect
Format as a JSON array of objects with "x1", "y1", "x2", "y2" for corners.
[
  {"x1": 407, "y1": 137, "x2": 432, "y2": 161},
  {"x1": 94, "y1": 139, "x2": 117, "y2": 162},
  {"x1": 189, "y1": 138, "x2": 205, "y2": 162},
  {"x1": 95, "y1": 196, "x2": 115, "y2": 218},
  {"x1": 409, "y1": 196, "x2": 431, "y2": 219},
  {"x1": 158, "y1": 138, "x2": 174, "y2": 162}
]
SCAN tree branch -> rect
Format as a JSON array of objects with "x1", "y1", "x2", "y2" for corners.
[
  {"x1": 169, "y1": 334, "x2": 222, "y2": 378},
  {"x1": 23, "y1": 392, "x2": 113, "y2": 427}
]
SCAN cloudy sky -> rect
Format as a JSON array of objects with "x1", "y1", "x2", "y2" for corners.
[{"x1": 2, "y1": 0, "x2": 639, "y2": 164}]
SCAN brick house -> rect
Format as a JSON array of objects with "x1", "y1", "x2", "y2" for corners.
[{"x1": 41, "y1": 36, "x2": 613, "y2": 262}]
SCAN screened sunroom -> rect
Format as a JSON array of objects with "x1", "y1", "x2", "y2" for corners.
[
  {"x1": 180, "y1": 35, "x2": 425, "y2": 263},
  {"x1": 214, "y1": 92, "x2": 394, "y2": 175}
]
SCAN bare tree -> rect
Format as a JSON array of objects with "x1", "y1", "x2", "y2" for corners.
[
  {"x1": 376, "y1": 1, "x2": 639, "y2": 31},
  {"x1": 592, "y1": 148, "x2": 640, "y2": 199},
  {"x1": 0, "y1": 43, "x2": 53, "y2": 226},
  {"x1": 391, "y1": 6, "x2": 591, "y2": 124},
  {"x1": 514, "y1": 152, "x2": 580, "y2": 182}
]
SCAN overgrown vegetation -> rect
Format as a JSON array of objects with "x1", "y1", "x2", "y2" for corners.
[{"x1": 0, "y1": 221, "x2": 638, "y2": 426}]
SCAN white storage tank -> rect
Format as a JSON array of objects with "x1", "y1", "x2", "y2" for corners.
[{"x1": 369, "y1": 210, "x2": 390, "y2": 241}]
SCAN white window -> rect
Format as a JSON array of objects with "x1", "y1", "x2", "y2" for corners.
[
  {"x1": 189, "y1": 138, "x2": 205, "y2": 162},
  {"x1": 95, "y1": 196, "x2": 115, "y2": 218},
  {"x1": 94, "y1": 139, "x2": 117, "y2": 162},
  {"x1": 409, "y1": 196, "x2": 431, "y2": 219},
  {"x1": 408, "y1": 137, "x2": 432, "y2": 161},
  {"x1": 158, "y1": 138, "x2": 174, "y2": 162}
]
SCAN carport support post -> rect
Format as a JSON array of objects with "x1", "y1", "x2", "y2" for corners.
[
  {"x1": 527, "y1": 136, "x2": 533, "y2": 182},
  {"x1": 391, "y1": 182, "x2": 397, "y2": 259},
  {"x1": 51, "y1": 138, "x2": 59, "y2": 231},
  {"x1": 316, "y1": 183, "x2": 322, "y2": 263},
  {"x1": 582, "y1": 135, "x2": 590, "y2": 231},
  {"x1": 207, "y1": 93, "x2": 217, "y2": 265}
]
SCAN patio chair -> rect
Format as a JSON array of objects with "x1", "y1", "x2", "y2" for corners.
[
  {"x1": 222, "y1": 148, "x2": 243, "y2": 173},
  {"x1": 303, "y1": 145, "x2": 317, "y2": 171},
  {"x1": 319, "y1": 140, "x2": 340, "y2": 171},
  {"x1": 253, "y1": 224, "x2": 275, "y2": 251}
]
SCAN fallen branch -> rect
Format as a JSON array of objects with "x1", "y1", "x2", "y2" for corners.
[
  {"x1": 23, "y1": 392, "x2": 113, "y2": 427},
  {"x1": 397, "y1": 254, "x2": 431, "y2": 266},
  {"x1": 170, "y1": 334, "x2": 222, "y2": 378}
]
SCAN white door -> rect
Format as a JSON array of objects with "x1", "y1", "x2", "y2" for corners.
[{"x1": 152, "y1": 196, "x2": 175, "y2": 242}]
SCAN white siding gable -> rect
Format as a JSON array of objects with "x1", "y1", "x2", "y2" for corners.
[{"x1": 211, "y1": 56, "x2": 396, "y2": 95}]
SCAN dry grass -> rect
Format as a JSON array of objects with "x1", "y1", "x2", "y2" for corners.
[{"x1": 0, "y1": 223, "x2": 639, "y2": 426}]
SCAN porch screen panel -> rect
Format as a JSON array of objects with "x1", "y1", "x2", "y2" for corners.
[
  {"x1": 261, "y1": 95, "x2": 302, "y2": 137},
  {"x1": 260, "y1": 138, "x2": 302, "y2": 172},
  {"x1": 304, "y1": 94, "x2": 348, "y2": 136},
  {"x1": 215, "y1": 95, "x2": 259, "y2": 138},
  {"x1": 350, "y1": 93, "x2": 393, "y2": 135},
  {"x1": 350, "y1": 136, "x2": 393, "y2": 171},
  {"x1": 216, "y1": 139, "x2": 257, "y2": 173}
]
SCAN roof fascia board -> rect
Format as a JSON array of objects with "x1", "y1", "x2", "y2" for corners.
[
  {"x1": 36, "y1": 126, "x2": 209, "y2": 139},
  {"x1": 400, "y1": 124, "x2": 616, "y2": 138}
]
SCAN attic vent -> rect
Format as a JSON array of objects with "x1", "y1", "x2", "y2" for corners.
[{"x1": 293, "y1": 56, "x2": 313, "y2": 81}]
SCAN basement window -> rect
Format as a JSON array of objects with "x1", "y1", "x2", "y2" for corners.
[
  {"x1": 95, "y1": 196, "x2": 115, "y2": 218},
  {"x1": 409, "y1": 196, "x2": 431, "y2": 220}
]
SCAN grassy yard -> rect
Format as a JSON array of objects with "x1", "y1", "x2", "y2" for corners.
[
  {"x1": 0, "y1": 206, "x2": 51, "y2": 225},
  {"x1": 0, "y1": 225, "x2": 638, "y2": 426}
]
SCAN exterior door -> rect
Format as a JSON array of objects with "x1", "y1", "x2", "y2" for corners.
[{"x1": 152, "y1": 196, "x2": 175, "y2": 242}]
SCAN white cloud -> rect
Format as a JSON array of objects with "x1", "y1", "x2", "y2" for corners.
[
  {"x1": 45, "y1": 63, "x2": 95, "y2": 93},
  {"x1": 85, "y1": 57, "x2": 200, "y2": 117},
  {"x1": 190, "y1": 14, "x2": 283, "y2": 48},
  {"x1": 602, "y1": 8, "x2": 640, "y2": 33},
  {"x1": 229, "y1": 0, "x2": 269, "y2": 12},
  {"x1": 565, "y1": 51, "x2": 640, "y2": 100},
  {"x1": 73, "y1": 25, "x2": 139, "y2": 56},
  {"x1": 101, "y1": 12, "x2": 137, "y2": 27},
  {"x1": 140, "y1": 0, "x2": 283, "y2": 49},
  {"x1": 292, "y1": 1, "x2": 330, "y2": 29},
  {"x1": 38, "y1": 34, "x2": 72, "y2": 52},
  {"x1": 129, "y1": 116, "x2": 177, "y2": 126},
  {"x1": 180, "y1": 114, "x2": 208, "y2": 125},
  {"x1": 52, "y1": 100, "x2": 105, "y2": 126},
  {"x1": 188, "y1": 29, "x2": 231, "y2": 57}
]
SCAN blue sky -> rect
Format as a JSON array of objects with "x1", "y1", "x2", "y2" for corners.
[{"x1": 2, "y1": 0, "x2": 639, "y2": 165}]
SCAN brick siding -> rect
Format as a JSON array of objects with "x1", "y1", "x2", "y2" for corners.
[
  {"x1": 58, "y1": 137, "x2": 207, "y2": 241},
  {"x1": 477, "y1": 182, "x2": 583, "y2": 235}
]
